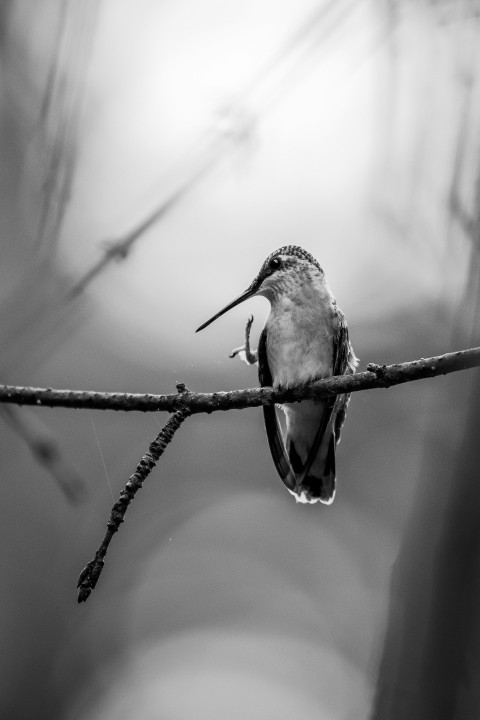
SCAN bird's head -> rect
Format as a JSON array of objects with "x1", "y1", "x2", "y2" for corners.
[{"x1": 196, "y1": 245, "x2": 325, "y2": 332}]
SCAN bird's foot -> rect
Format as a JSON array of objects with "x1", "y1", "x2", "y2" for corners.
[{"x1": 229, "y1": 314, "x2": 257, "y2": 365}]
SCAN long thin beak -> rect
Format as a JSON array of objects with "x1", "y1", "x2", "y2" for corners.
[{"x1": 196, "y1": 285, "x2": 256, "y2": 332}]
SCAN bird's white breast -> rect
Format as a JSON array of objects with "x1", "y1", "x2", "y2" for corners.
[{"x1": 265, "y1": 293, "x2": 336, "y2": 388}]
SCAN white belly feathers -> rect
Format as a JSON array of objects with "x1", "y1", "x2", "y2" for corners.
[{"x1": 265, "y1": 295, "x2": 335, "y2": 388}]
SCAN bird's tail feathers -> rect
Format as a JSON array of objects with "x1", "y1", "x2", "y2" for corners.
[
  {"x1": 289, "y1": 433, "x2": 336, "y2": 505},
  {"x1": 263, "y1": 401, "x2": 338, "y2": 505}
]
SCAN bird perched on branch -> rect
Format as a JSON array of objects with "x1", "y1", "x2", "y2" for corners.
[{"x1": 196, "y1": 245, "x2": 357, "y2": 504}]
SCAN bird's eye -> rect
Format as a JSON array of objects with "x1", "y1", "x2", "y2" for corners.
[{"x1": 269, "y1": 257, "x2": 282, "y2": 271}]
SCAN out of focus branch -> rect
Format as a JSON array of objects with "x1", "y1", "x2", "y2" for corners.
[
  {"x1": 0, "y1": 347, "x2": 479, "y2": 414},
  {"x1": 0, "y1": 406, "x2": 86, "y2": 504},
  {"x1": 450, "y1": 191, "x2": 480, "y2": 246},
  {"x1": 66, "y1": 153, "x2": 220, "y2": 299},
  {"x1": 65, "y1": 0, "x2": 360, "y2": 298}
]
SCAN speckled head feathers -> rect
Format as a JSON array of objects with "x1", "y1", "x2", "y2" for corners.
[
  {"x1": 238, "y1": 245, "x2": 325, "y2": 303},
  {"x1": 263, "y1": 246, "x2": 323, "y2": 273},
  {"x1": 251, "y1": 245, "x2": 324, "y2": 292}
]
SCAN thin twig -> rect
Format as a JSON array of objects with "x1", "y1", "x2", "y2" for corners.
[
  {"x1": 1, "y1": 347, "x2": 479, "y2": 415},
  {"x1": 77, "y1": 388, "x2": 191, "y2": 603}
]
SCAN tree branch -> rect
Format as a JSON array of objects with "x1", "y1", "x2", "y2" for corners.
[
  {"x1": 77, "y1": 402, "x2": 191, "y2": 603},
  {"x1": 1, "y1": 347, "x2": 479, "y2": 414},
  {"x1": 66, "y1": 348, "x2": 480, "y2": 602}
]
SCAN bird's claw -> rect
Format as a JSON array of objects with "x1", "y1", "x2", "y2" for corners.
[
  {"x1": 229, "y1": 346, "x2": 254, "y2": 364},
  {"x1": 245, "y1": 314, "x2": 254, "y2": 332},
  {"x1": 229, "y1": 346, "x2": 244, "y2": 359},
  {"x1": 229, "y1": 315, "x2": 258, "y2": 365}
]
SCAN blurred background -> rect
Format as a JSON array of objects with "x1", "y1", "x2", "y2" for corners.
[{"x1": 0, "y1": 0, "x2": 479, "y2": 718}]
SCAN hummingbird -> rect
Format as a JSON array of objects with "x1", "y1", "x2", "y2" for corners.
[{"x1": 196, "y1": 245, "x2": 358, "y2": 504}]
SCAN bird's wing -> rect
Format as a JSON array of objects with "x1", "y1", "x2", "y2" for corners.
[
  {"x1": 258, "y1": 328, "x2": 296, "y2": 492},
  {"x1": 332, "y1": 307, "x2": 357, "y2": 444},
  {"x1": 333, "y1": 308, "x2": 350, "y2": 376},
  {"x1": 298, "y1": 308, "x2": 352, "y2": 481}
]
